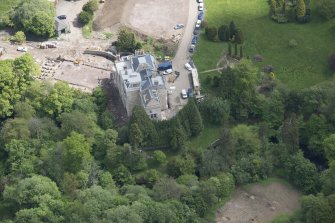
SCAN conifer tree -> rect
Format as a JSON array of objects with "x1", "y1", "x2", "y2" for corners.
[
  {"x1": 229, "y1": 21, "x2": 237, "y2": 39},
  {"x1": 234, "y1": 29, "x2": 244, "y2": 44},
  {"x1": 239, "y1": 46, "x2": 243, "y2": 59},
  {"x1": 296, "y1": 0, "x2": 306, "y2": 18}
]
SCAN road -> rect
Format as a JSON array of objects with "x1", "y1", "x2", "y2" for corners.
[{"x1": 167, "y1": 0, "x2": 198, "y2": 110}]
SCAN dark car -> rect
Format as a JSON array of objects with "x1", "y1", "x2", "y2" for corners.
[
  {"x1": 189, "y1": 44, "x2": 195, "y2": 53},
  {"x1": 191, "y1": 36, "x2": 198, "y2": 45},
  {"x1": 187, "y1": 88, "x2": 194, "y2": 97},
  {"x1": 57, "y1": 15, "x2": 67, "y2": 20},
  {"x1": 193, "y1": 28, "x2": 200, "y2": 35},
  {"x1": 198, "y1": 12, "x2": 204, "y2": 20}
]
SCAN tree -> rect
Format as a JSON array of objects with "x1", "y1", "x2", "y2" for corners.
[
  {"x1": 104, "y1": 206, "x2": 143, "y2": 223},
  {"x1": 113, "y1": 165, "x2": 135, "y2": 187},
  {"x1": 228, "y1": 42, "x2": 232, "y2": 56},
  {"x1": 231, "y1": 154, "x2": 272, "y2": 184},
  {"x1": 62, "y1": 132, "x2": 92, "y2": 173},
  {"x1": 152, "y1": 150, "x2": 166, "y2": 165},
  {"x1": 271, "y1": 0, "x2": 277, "y2": 14},
  {"x1": 0, "y1": 54, "x2": 40, "y2": 118},
  {"x1": 321, "y1": 161, "x2": 335, "y2": 195},
  {"x1": 239, "y1": 45, "x2": 243, "y2": 58},
  {"x1": 12, "y1": 0, "x2": 55, "y2": 37},
  {"x1": 167, "y1": 155, "x2": 195, "y2": 178},
  {"x1": 231, "y1": 124, "x2": 261, "y2": 158},
  {"x1": 296, "y1": 0, "x2": 306, "y2": 18},
  {"x1": 323, "y1": 134, "x2": 335, "y2": 162},
  {"x1": 129, "y1": 123, "x2": 143, "y2": 148},
  {"x1": 44, "y1": 81, "x2": 74, "y2": 116},
  {"x1": 117, "y1": 28, "x2": 141, "y2": 52},
  {"x1": 152, "y1": 177, "x2": 183, "y2": 201},
  {"x1": 284, "y1": 151, "x2": 319, "y2": 194},
  {"x1": 330, "y1": 54, "x2": 335, "y2": 71},
  {"x1": 4, "y1": 139, "x2": 38, "y2": 176},
  {"x1": 129, "y1": 106, "x2": 158, "y2": 146},
  {"x1": 0, "y1": 118, "x2": 30, "y2": 144},
  {"x1": 300, "y1": 194, "x2": 335, "y2": 223},
  {"x1": 200, "y1": 97, "x2": 230, "y2": 125},
  {"x1": 205, "y1": 26, "x2": 217, "y2": 41},
  {"x1": 3, "y1": 175, "x2": 61, "y2": 207},
  {"x1": 234, "y1": 43, "x2": 238, "y2": 56},
  {"x1": 10, "y1": 31, "x2": 26, "y2": 44},
  {"x1": 218, "y1": 25, "x2": 229, "y2": 42},
  {"x1": 59, "y1": 110, "x2": 100, "y2": 139},
  {"x1": 317, "y1": 0, "x2": 335, "y2": 20},
  {"x1": 281, "y1": 113, "x2": 300, "y2": 153},
  {"x1": 229, "y1": 21, "x2": 237, "y2": 39},
  {"x1": 234, "y1": 29, "x2": 244, "y2": 44},
  {"x1": 169, "y1": 117, "x2": 187, "y2": 150},
  {"x1": 30, "y1": 11, "x2": 55, "y2": 37}
]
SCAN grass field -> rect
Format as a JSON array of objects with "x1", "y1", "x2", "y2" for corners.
[{"x1": 193, "y1": 0, "x2": 335, "y2": 89}]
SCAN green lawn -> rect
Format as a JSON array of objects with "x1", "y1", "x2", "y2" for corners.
[
  {"x1": 189, "y1": 123, "x2": 223, "y2": 150},
  {"x1": 193, "y1": 0, "x2": 335, "y2": 89}
]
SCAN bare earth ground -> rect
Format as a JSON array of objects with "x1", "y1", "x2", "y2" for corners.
[
  {"x1": 216, "y1": 182, "x2": 300, "y2": 223},
  {"x1": 94, "y1": 0, "x2": 188, "y2": 40}
]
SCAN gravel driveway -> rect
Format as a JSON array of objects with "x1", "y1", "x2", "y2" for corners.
[{"x1": 167, "y1": 0, "x2": 198, "y2": 109}]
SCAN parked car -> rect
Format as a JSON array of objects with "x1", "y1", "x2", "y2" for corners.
[
  {"x1": 57, "y1": 15, "x2": 67, "y2": 20},
  {"x1": 163, "y1": 69, "x2": 173, "y2": 75},
  {"x1": 181, "y1": 89, "x2": 188, "y2": 99},
  {"x1": 198, "y1": 3, "x2": 204, "y2": 11},
  {"x1": 189, "y1": 44, "x2": 196, "y2": 53},
  {"x1": 197, "y1": 0, "x2": 203, "y2": 3},
  {"x1": 187, "y1": 88, "x2": 194, "y2": 97},
  {"x1": 174, "y1": 24, "x2": 184, "y2": 30},
  {"x1": 198, "y1": 12, "x2": 204, "y2": 20},
  {"x1": 17, "y1": 46, "x2": 27, "y2": 52},
  {"x1": 191, "y1": 36, "x2": 198, "y2": 45},
  {"x1": 185, "y1": 62, "x2": 193, "y2": 71},
  {"x1": 193, "y1": 28, "x2": 200, "y2": 35},
  {"x1": 195, "y1": 19, "x2": 201, "y2": 28}
]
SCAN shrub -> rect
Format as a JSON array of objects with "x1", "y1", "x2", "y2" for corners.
[
  {"x1": 317, "y1": 0, "x2": 335, "y2": 20},
  {"x1": 288, "y1": 39, "x2": 298, "y2": 48},
  {"x1": 205, "y1": 26, "x2": 217, "y2": 41},
  {"x1": 218, "y1": 25, "x2": 229, "y2": 42},
  {"x1": 330, "y1": 54, "x2": 335, "y2": 71},
  {"x1": 10, "y1": 31, "x2": 26, "y2": 44},
  {"x1": 79, "y1": 11, "x2": 93, "y2": 25},
  {"x1": 82, "y1": 0, "x2": 99, "y2": 13}
]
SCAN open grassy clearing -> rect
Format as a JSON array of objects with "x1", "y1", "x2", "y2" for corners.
[
  {"x1": 193, "y1": 0, "x2": 335, "y2": 89},
  {"x1": 189, "y1": 123, "x2": 223, "y2": 150}
]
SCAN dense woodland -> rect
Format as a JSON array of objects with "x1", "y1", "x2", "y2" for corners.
[{"x1": 0, "y1": 53, "x2": 334, "y2": 222}]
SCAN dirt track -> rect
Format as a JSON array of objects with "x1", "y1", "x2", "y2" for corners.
[
  {"x1": 94, "y1": 0, "x2": 188, "y2": 40},
  {"x1": 216, "y1": 181, "x2": 300, "y2": 223}
]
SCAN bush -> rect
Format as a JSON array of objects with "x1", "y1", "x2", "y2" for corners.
[
  {"x1": 82, "y1": 0, "x2": 99, "y2": 13},
  {"x1": 205, "y1": 26, "x2": 217, "y2": 41},
  {"x1": 317, "y1": 0, "x2": 335, "y2": 20},
  {"x1": 79, "y1": 11, "x2": 93, "y2": 25},
  {"x1": 288, "y1": 39, "x2": 298, "y2": 48},
  {"x1": 330, "y1": 54, "x2": 335, "y2": 71},
  {"x1": 10, "y1": 31, "x2": 26, "y2": 44}
]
